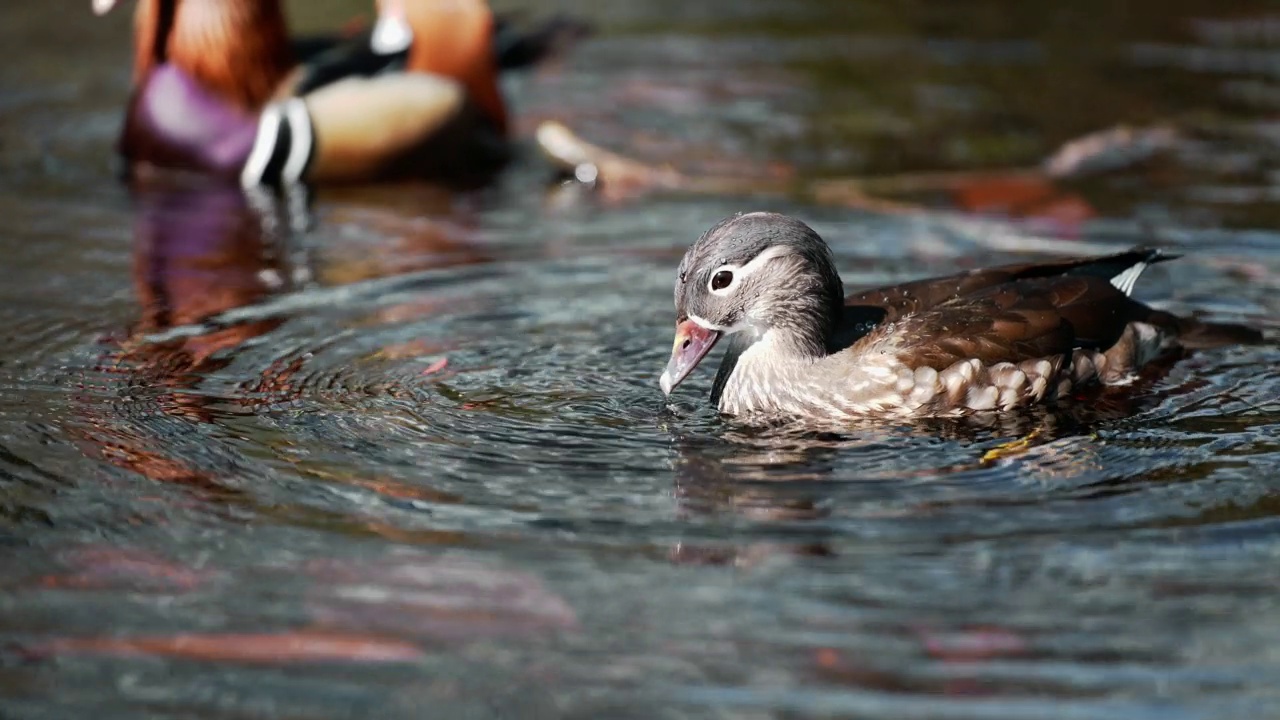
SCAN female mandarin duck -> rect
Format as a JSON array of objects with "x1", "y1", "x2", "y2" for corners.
[
  {"x1": 660, "y1": 212, "x2": 1263, "y2": 419},
  {"x1": 95, "y1": 0, "x2": 581, "y2": 187}
]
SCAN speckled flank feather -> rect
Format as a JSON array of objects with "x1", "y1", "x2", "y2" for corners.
[{"x1": 716, "y1": 321, "x2": 1174, "y2": 419}]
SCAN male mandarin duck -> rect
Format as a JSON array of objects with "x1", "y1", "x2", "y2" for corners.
[
  {"x1": 660, "y1": 212, "x2": 1263, "y2": 420},
  {"x1": 95, "y1": 0, "x2": 586, "y2": 187}
]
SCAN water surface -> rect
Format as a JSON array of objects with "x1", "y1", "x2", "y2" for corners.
[{"x1": 2, "y1": 1, "x2": 1280, "y2": 718}]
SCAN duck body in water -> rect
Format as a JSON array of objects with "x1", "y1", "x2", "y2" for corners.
[{"x1": 660, "y1": 212, "x2": 1263, "y2": 420}]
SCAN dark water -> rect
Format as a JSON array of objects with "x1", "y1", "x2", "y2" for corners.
[{"x1": 3, "y1": 1, "x2": 1280, "y2": 718}]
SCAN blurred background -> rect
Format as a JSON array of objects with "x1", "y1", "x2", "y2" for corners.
[
  {"x1": 8, "y1": 0, "x2": 1280, "y2": 225},
  {"x1": 1, "y1": 1, "x2": 1278, "y2": 718}
]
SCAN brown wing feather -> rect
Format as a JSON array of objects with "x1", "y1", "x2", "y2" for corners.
[
  {"x1": 840, "y1": 247, "x2": 1259, "y2": 370},
  {"x1": 843, "y1": 247, "x2": 1169, "y2": 320},
  {"x1": 862, "y1": 275, "x2": 1155, "y2": 370},
  {"x1": 845, "y1": 269, "x2": 1024, "y2": 320}
]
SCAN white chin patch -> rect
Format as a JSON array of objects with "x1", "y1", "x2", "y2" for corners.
[
  {"x1": 91, "y1": 0, "x2": 117, "y2": 16},
  {"x1": 371, "y1": 15, "x2": 414, "y2": 55}
]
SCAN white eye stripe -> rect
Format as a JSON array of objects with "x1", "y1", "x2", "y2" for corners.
[{"x1": 706, "y1": 245, "x2": 792, "y2": 295}]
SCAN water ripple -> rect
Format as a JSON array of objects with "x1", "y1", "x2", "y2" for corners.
[{"x1": 5, "y1": 2, "x2": 1280, "y2": 718}]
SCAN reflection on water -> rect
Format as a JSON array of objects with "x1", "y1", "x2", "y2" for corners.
[
  {"x1": 70, "y1": 180, "x2": 292, "y2": 498},
  {"x1": 2, "y1": 0, "x2": 1280, "y2": 718}
]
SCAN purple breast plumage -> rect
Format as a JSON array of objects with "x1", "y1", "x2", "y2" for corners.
[{"x1": 125, "y1": 64, "x2": 260, "y2": 176}]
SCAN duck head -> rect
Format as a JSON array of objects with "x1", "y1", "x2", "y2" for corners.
[{"x1": 660, "y1": 212, "x2": 846, "y2": 396}]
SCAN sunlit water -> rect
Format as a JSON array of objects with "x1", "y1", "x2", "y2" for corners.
[{"x1": 3, "y1": 1, "x2": 1280, "y2": 718}]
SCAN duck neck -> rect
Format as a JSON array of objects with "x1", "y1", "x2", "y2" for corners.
[
  {"x1": 136, "y1": 0, "x2": 295, "y2": 110},
  {"x1": 711, "y1": 322, "x2": 831, "y2": 413}
]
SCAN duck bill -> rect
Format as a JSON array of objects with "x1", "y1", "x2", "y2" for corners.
[{"x1": 659, "y1": 319, "x2": 721, "y2": 396}]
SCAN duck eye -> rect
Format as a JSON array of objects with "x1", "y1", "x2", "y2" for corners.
[{"x1": 711, "y1": 270, "x2": 734, "y2": 291}]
